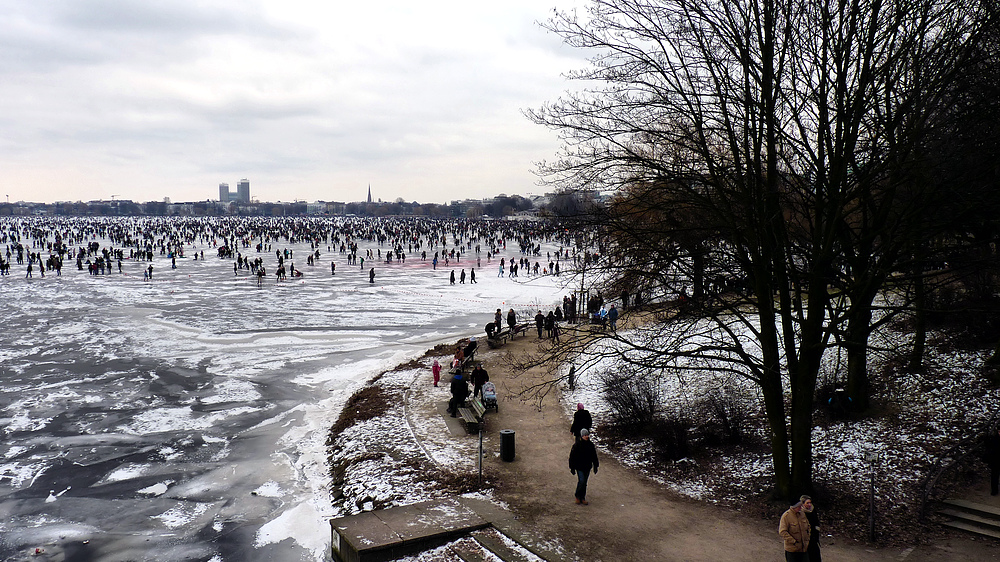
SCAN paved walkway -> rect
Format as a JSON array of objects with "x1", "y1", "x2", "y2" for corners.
[{"x1": 455, "y1": 332, "x2": 1000, "y2": 562}]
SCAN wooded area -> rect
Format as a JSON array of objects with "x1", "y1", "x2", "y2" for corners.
[{"x1": 527, "y1": 0, "x2": 1000, "y2": 500}]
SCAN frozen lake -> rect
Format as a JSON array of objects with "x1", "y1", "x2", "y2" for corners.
[{"x1": 0, "y1": 218, "x2": 570, "y2": 561}]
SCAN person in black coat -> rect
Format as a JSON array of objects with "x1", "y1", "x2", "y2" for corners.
[
  {"x1": 569, "y1": 429, "x2": 599, "y2": 504},
  {"x1": 471, "y1": 364, "x2": 490, "y2": 398},
  {"x1": 570, "y1": 403, "x2": 593, "y2": 441},
  {"x1": 534, "y1": 310, "x2": 545, "y2": 338},
  {"x1": 463, "y1": 338, "x2": 477, "y2": 362},
  {"x1": 804, "y1": 498, "x2": 821, "y2": 562},
  {"x1": 448, "y1": 374, "x2": 469, "y2": 418},
  {"x1": 984, "y1": 425, "x2": 1000, "y2": 495}
]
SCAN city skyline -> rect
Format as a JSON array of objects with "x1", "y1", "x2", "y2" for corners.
[{"x1": 0, "y1": 1, "x2": 589, "y2": 205}]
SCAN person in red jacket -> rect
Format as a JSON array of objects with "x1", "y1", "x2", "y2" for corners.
[{"x1": 431, "y1": 360, "x2": 441, "y2": 387}]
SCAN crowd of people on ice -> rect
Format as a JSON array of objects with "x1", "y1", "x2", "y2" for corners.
[{"x1": 0, "y1": 215, "x2": 606, "y2": 286}]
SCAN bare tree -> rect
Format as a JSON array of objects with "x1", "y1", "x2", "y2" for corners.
[{"x1": 527, "y1": 0, "x2": 991, "y2": 499}]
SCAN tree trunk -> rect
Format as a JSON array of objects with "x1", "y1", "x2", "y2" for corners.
[
  {"x1": 908, "y1": 268, "x2": 927, "y2": 371},
  {"x1": 845, "y1": 302, "x2": 874, "y2": 412}
]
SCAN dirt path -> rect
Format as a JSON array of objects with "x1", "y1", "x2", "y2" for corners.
[{"x1": 465, "y1": 332, "x2": 997, "y2": 562}]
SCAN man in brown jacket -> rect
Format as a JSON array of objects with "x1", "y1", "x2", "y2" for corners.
[{"x1": 778, "y1": 495, "x2": 812, "y2": 561}]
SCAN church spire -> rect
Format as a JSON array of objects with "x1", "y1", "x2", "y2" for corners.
[{"x1": 367, "y1": 184, "x2": 372, "y2": 203}]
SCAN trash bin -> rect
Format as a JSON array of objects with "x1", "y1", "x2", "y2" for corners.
[{"x1": 500, "y1": 429, "x2": 515, "y2": 462}]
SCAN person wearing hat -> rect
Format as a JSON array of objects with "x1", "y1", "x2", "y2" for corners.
[
  {"x1": 778, "y1": 495, "x2": 812, "y2": 561},
  {"x1": 464, "y1": 337, "x2": 477, "y2": 362},
  {"x1": 431, "y1": 359, "x2": 441, "y2": 387},
  {"x1": 448, "y1": 372, "x2": 469, "y2": 418},
  {"x1": 570, "y1": 403, "x2": 593, "y2": 442},
  {"x1": 568, "y1": 428, "x2": 599, "y2": 505}
]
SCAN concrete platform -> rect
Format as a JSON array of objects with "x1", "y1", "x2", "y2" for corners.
[
  {"x1": 331, "y1": 497, "x2": 490, "y2": 562},
  {"x1": 440, "y1": 400, "x2": 468, "y2": 436}
]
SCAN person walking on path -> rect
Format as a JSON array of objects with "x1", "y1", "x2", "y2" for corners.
[
  {"x1": 470, "y1": 268, "x2": 476, "y2": 283},
  {"x1": 571, "y1": 403, "x2": 592, "y2": 441},
  {"x1": 535, "y1": 310, "x2": 545, "y2": 338},
  {"x1": 432, "y1": 360, "x2": 441, "y2": 387},
  {"x1": 607, "y1": 304, "x2": 619, "y2": 332},
  {"x1": 450, "y1": 270, "x2": 456, "y2": 285},
  {"x1": 804, "y1": 497, "x2": 821, "y2": 562},
  {"x1": 507, "y1": 308, "x2": 516, "y2": 333},
  {"x1": 983, "y1": 425, "x2": 1000, "y2": 495},
  {"x1": 778, "y1": 496, "x2": 812, "y2": 561},
  {"x1": 568, "y1": 428, "x2": 599, "y2": 505}
]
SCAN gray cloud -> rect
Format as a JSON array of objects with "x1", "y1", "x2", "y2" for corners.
[{"x1": 0, "y1": 0, "x2": 585, "y2": 204}]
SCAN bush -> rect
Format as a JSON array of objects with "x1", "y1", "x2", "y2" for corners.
[
  {"x1": 700, "y1": 386, "x2": 750, "y2": 445},
  {"x1": 649, "y1": 415, "x2": 691, "y2": 461},
  {"x1": 599, "y1": 366, "x2": 661, "y2": 428}
]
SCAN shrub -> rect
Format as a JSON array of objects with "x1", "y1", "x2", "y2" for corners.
[
  {"x1": 599, "y1": 366, "x2": 661, "y2": 428},
  {"x1": 701, "y1": 385, "x2": 750, "y2": 445}
]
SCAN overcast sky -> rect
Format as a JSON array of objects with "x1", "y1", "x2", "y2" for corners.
[{"x1": 0, "y1": 0, "x2": 587, "y2": 204}]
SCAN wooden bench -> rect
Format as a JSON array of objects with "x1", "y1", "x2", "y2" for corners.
[
  {"x1": 511, "y1": 323, "x2": 531, "y2": 338},
  {"x1": 487, "y1": 323, "x2": 531, "y2": 348},
  {"x1": 448, "y1": 354, "x2": 475, "y2": 375},
  {"x1": 457, "y1": 397, "x2": 488, "y2": 432},
  {"x1": 487, "y1": 328, "x2": 511, "y2": 348}
]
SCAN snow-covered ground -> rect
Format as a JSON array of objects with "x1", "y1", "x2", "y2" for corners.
[
  {"x1": 318, "y1": 256, "x2": 1000, "y2": 552},
  {"x1": 559, "y1": 310, "x2": 1000, "y2": 542}
]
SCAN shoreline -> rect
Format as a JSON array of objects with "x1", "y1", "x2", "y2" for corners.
[{"x1": 324, "y1": 320, "x2": 1000, "y2": 561}]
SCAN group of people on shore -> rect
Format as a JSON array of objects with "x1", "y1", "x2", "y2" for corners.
[
  {"x1": 435, "y1": 341, "x2": 601, "y2": 505},
  {"x1": 434, "y1": 309, "x2": 843, "y2": 558}
]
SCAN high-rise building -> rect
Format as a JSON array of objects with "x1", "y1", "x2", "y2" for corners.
[
  {"x1": 218, "y1": 180, "x2": 250, "y2": 204},
  {"x1": 237, "y1": 179, "x2": 250, "y2": 203}
]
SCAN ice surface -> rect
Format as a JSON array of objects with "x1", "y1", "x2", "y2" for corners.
[{"x1": 0, "y1": 218, "x2": 570, "y2": 560}]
